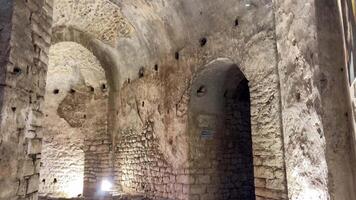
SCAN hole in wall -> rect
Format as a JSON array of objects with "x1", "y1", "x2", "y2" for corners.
[
  {"x1": 142, "y1": 101, "x2": 145, "y2": 107},
  {"x1": 53, "y1": 178, "x2": 57, "y2": 183},
  {"x1": 168, "y1": 138, "x2": 173, "y2": 145},
  {"x1": 175, "y1": 52, "x2": 180, "y2": 60},
  {"x1": 154, "y1": 64, "x2": 159, "y2": 71},
  {"x1": 197, "y1": 85, "x2": 207, "y2": 97},
  {"x1": 139, "y1": 67, "x2": 145, "y2": 78},
  {"x1": 235, "y1": 18, "x2": 239, "y2": 26},
  {"x1": 53, "y1": 89, "x2": 59, "y2": 94},
  {"x1": 42, "y1": 179, "x2": 45, "y2": 183},
  {"x1": 200, "y1": 37, "x2": 207, "y2": 47},
  {"x1": 13, "y1": 67, "x2": 22, "y2": 75},
  {"x1": 88, "y1": 86, "x2": 95, "y2": 92},
  {"x1": 224, "y1": 90, "x2": 228, "y2": 98},
  {"x1": 128, "y1": 78, "x2": 131, "y2": 83},
  {"x1": 292, "y1": 40, "x2": 297, "y2": 46},
  {"x1": 101, "y1": 84, "x2": 107, "y2": 92},
  {"x1": 70, "y1": 89, "x2": 76, "y2": 94},
  {"x1": 11, "y1": 107, "x2": 16, "y2": 112},
  {"x1": 295, "y1": 92, "x2": 301, "y2": 101},
  {"x1": 83, "y1": 114, "x2": 87, "y2": 119}
]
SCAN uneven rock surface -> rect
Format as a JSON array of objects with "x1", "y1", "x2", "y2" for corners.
[
  {"x1": 39, "y1": 42, "x2": 110, "y2": 198},
  {"x1": 1, "y1": 0, "x2": 356, "y2": 200}
]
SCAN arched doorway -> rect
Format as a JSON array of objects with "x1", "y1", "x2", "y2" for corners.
[
  {"x1": 39, "y1": 42, "x2": 111, "y2": 198},
  {"x1": 188, "y1": 59, "x2": 255, "y2": 199}
]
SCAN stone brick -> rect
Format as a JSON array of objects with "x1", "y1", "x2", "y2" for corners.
[
  {"x1": 27, "y1": 139, "x2": 42, "y2": 155},
  {"x1": 27, "y1": 174, "x2": 39, "y2": 194}
]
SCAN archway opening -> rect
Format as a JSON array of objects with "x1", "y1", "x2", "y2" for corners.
[
  {"x1": 189, "y1": 60, "x2": 255, "y2": 199},
  {"x1": 38, "y1": 42, "x2": 112, "y2": 199}
]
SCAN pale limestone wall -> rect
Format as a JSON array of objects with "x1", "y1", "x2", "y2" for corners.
[
  {"x1": 1, "y1": 0, "x2": 356, "y2": 200},
  {"x1": 274, "y1": 0, "x2": 356, "y2": 199},
  {"x1": 39, "y1": 42, "x2": 110, "y2": 198},
  {"x1": 52, "y1": 0, "x2": 133, "y2": 45},
  {"x1": 0, "y1": 0, "x2": 53, "y2": 199},
  {"x1": 114, "y1": 0, "x2": 289, "y2": 197}
]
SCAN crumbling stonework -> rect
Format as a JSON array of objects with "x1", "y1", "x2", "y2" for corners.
[
  {"x1": 39, "y1": 42, "x2": 111, "y2": 198},
  {"x1": 52, "y1": 0, "x2": 133, "y2": 45},
  {"x1": 1, "y1": 0, "x2": 356, "y2": 200}
]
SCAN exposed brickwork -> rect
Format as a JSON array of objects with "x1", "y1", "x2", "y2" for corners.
[{"x1": 115, "y1": 122, "x2": 188, "y2": 200}]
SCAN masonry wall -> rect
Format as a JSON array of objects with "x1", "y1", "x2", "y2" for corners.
[
  {"x1": 38, "y1": 42, "x2": 111, "y2": 198},
  {"x1": 187, "y1": 64, "x2": 255, "y2": 200},
  {"x1": 2, "y1": 0, "x2": 355, "y2": 200},
  {"x1": 274, "y1": 0, "x2": 356, "y2": 199},
  {"x1": 112, "y1": 1, "x2": 288, "y2": 199},
  {"x1": 0, "y1": 0, "x2": 53, "y2": 199}
]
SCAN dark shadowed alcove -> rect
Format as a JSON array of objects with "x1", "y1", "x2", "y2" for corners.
[{"x1": 188, "y1": 59, "x2": 255, "y2": 199}]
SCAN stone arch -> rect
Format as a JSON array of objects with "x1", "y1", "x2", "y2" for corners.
[
  {"x1": 39, "y1": 26, "x2": 118, "y2": 198},
  {"x1": 51, "y1": 25, "x2": 119, "y2": 154},
  {"x1": 187, "y1": 58, "x2": 287, "y2": 200}
]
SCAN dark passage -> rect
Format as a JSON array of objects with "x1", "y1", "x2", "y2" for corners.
[
  {"x1": 189, "y1": 61, "x2": 255, "y2": 200},
  {"x1": 216, "y1": 78, "x2": 255, "y2": 200}
]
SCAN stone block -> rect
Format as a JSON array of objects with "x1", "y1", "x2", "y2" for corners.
[
  {"x1": 190, "y1": 185, "x2": 206, "y2": 195},
  {"x1": 27, "y1": 139, "x2": 42, "y2": 155},
  {"x1": 27, "y1": 174, "x2": 39, "y2": 194},
  {"x1": 197, "y1": 175, "x2": 210, "y2": 184},
  {"x1": 22, "y1": 159, "x2": 35, "y2": 177}
]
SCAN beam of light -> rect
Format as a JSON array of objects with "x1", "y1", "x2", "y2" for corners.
[
  {"x1": 101, "y1": 179, "x2": 112, "y2": 192},
  {"x1": 65, "y1": 180, "x2": 83, "y2": 198},
  {"x1": 245, "y1": 0, "x2": 252, "y2": 7}
]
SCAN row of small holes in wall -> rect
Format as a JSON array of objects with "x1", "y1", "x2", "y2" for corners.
[
  {"x1": 126, "y1": 64, "x2": 159, "y2": 83},
  {"x1": 42, "y1": 178, "x2": 57, "y2": 183},
  {"x1": 174, "y1": 17, "x2": 240, "y2": 60},
  {"x1": 52, "y1": 84, "x2": 107, "y2": 95},
  {"x1": 127, "y1": 18, "x2": 241, "y2": 90},
  {"x1": 129, "y1": 18, "x2": 240, "y2": 82},
  {"x1": 193, "y1": 18, "x2": 242, "y2": 98}
]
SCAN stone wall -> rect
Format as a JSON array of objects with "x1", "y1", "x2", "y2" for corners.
[
  {"x1": 188, "y1": 65, "x2": 255, "y2": 200},
  {"x1": 2, "y1": 0, "x2": 356, "y2": 200},
  {"x1": 39, "y1": 42, "x2": 111, "y2": 198},
  {"x1": 0, "y1": 0, "x2": 53, "y2": 199},
  {"x1": 274, "y1": 0, "x2": 356, "y2": 199},
  {"x1": 115, "y1": 122, "x2": 188, "y2": 200},
  {"x1": 47, "y1": 2, "x2": 289, "y2": 199},
  {"x1": 316, "y1": 1, "x2": 356, "y2": 200}
]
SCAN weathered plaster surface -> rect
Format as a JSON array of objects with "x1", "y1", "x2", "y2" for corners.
[
  {"x1": 53, "y1": 0, "x2": 133, "y2": 45},
  {"x1": 1, "y1": 0, "x2": 356, "y2": 199},
  {"x1": 0, "y1": 0, "x2": 53, "y2": 199},
  {"x1": 113, "y1": 1, "x2": 288, "y2": 199},
  {"x1": 274, "y1": 0, "x2": 330, "y2": 199},
  {"x1": 39, "y1": 42, "x2": 109, "y2": 198},
  {"x1": 274, "y1": 0, "x2": 356, "y2": 199}
]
